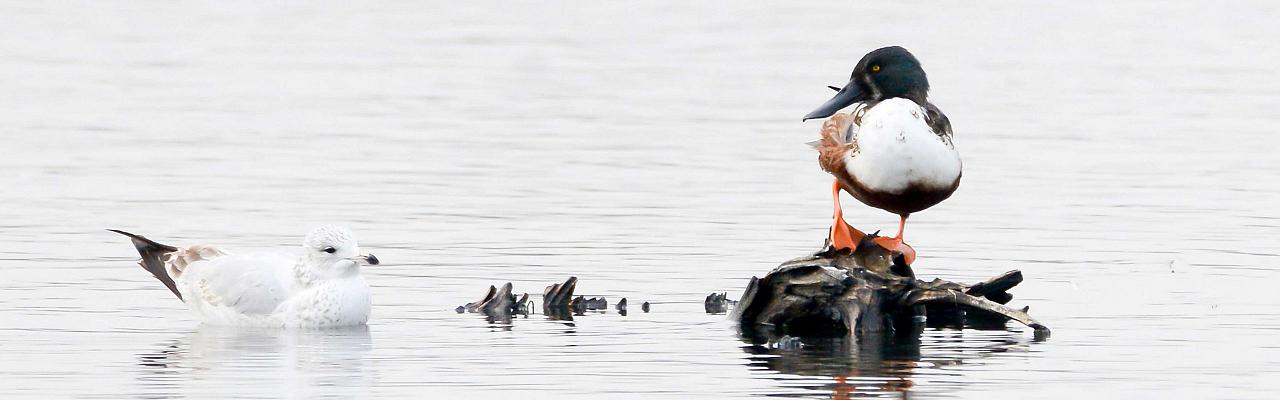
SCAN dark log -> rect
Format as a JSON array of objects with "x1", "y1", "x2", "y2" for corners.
[
  {"x1": 460, "y1": 278, "x2": 634, "y2": 321},
  {"x1": 733, "y1": 236, "x2": 1049, "y2": 339},
  {"x1": 542, "y1": 277, "x2": 582, "y2": 320},
  {"x1": 580, "y1": 297, "x2": 608, "y2": 310},
  {"x1": 462, "y1": 282, "x2": 522, "y2": 315},
  {"x1": 543, "y1": 276, "x2": 578, "y2": 309}
]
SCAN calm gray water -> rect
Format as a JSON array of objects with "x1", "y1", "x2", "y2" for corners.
[{"x1": 2, "y1": 2, "x2": 1278, "y2": 399}]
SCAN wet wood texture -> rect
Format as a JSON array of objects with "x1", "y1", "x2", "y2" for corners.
[{"x1": 732, "y1": 239, "x2": 1050, "y2": 339}]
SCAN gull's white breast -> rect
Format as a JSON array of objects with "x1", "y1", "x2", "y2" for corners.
[
  {"x1": 844, "y1": 98, "x2": 962, "y2": 193},
  {"x1": 280, "y1": 276, "x2": 372, "y2": 328}
]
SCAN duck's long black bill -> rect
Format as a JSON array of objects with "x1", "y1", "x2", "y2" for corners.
[{"x1": 803, "y1": 81, "x2": 865, "y2": 121}]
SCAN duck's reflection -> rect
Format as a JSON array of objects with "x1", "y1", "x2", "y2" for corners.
[
  {"x1": 136, "y1": 326, "x2": 374, "y2": 399},
  {"x1": 740, "y1": 323, "x2": 1027, "y2": 399}
]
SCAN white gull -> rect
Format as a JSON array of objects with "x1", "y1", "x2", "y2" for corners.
[{"x1": 110, "y1": 226, "x2": 380, "y2": 327}]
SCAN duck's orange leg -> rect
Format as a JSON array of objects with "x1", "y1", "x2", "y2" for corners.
[
  {"x1": 874, "y1": 214, "x2": 917, "y2": 264},
  {"x1": 829, "y1": 180, "x2": 864, "y2": 251}
]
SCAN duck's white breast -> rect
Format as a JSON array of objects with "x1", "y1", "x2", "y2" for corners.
[{"x1": 844, "y1": 98, "x2": 962, "y2": 193}]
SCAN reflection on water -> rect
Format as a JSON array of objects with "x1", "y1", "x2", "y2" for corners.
[
  {"x1": 740, "y1": 322, "x2": 1029, "y2": 399},
  {"x1": 136, "y1": 327, "x2": 373, "y2": 399}
]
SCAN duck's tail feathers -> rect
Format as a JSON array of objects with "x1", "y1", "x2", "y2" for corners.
[{"x1": 108, "y1": 229, "x2": 183, "y2": 301}]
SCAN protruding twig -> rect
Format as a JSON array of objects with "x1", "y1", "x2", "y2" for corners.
[
  {"x1": 907, "y1": 289, "x2": 1049, "y2": 336},
  {"x1": 965, "y1": 270, "x2": 1022, "y2": 304}
]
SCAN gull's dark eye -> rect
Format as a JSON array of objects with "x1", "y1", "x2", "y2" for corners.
[{"x1": 323, "y1": 247, "x2": 336, "y2": 254}]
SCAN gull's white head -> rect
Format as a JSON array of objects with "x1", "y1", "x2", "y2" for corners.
[{"x1": 302, "y1": 226, "x2": 379, "y2": 278}]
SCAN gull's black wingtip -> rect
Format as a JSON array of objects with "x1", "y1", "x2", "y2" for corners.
[
  {"x1": 109, "y1": 229, "x2": 183, "y2": 301},
  {"x1": 109, "y1": 229, "x2": 178, "y2": 252}
]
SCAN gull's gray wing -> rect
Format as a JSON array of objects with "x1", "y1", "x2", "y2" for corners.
[{"x1": 182, "y1": 252, "x2": 294, "y2": 315}]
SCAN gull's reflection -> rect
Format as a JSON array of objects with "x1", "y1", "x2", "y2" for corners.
[
  {"x1": 740, "y1": 323, "x2": 1028, "y2": 399},
  {"x1": 136, "y1": 326, "x2": 374, "y2": 399}
]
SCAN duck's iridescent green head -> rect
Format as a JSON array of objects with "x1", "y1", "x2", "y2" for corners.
[{"x1": 804, "y1": 46, "x2": 930, "y2": 121}]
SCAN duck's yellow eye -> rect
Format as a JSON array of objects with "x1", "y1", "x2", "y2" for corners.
[{"x1": 871, "y1": 65, "x2": 881, "y2": 72}]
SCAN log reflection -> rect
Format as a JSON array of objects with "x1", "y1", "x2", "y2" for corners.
[
  {"x1": 740, "y1": 324, "x2": 921, "y2": 398},
  {"x1": 739, "y1": 323, "x2": 1030, "y2": 399}
]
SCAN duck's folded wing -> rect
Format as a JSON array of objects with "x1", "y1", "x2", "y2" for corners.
[
  {"x1": 184, "y1": 253, "x2": 292, "y2": 315},
  {"x1": 807, "y1": 112, "x2": 860, "y2": 147},
  {"x1": 815, "y1": 113, "x2": 858, "y2": 174},
  {"x1": 922, "y1": 102, "x2": 953, "y2": 139}
]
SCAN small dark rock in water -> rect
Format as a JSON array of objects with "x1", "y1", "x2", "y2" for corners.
[
  {"x1": 705, "y1": 292, "x2": 736, "y2": 314},
  {"x1": 616, "y1": 298, "x2": 628, "y2": 316},
  {"x1": 641, "y1": 302, "x2": 650, "y2": 313},
  {"x1": 571, "y1": 295, "x2": 587, "y2": 313},
  {"x1": 455, "y1": 306, "x2": 465, "y2": 313},
  {"x1": 568, "y1": 296, "x2": 609, "y2": 312}
]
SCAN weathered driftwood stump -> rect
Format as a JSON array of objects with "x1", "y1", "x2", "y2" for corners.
[
  {"x1": 460, "y1": 282, "x2": 529, "y2": 315},
  {"x1": 542, "y1": 277, "x2": 609, "y2": 318},
  {"x1": 732, "y1": 235, "x2": 1049, "y2": 339}
]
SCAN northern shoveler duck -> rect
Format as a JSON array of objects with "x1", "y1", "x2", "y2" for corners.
[
  {"x1": 804, "y1": 46, "x2": 961, "y2": 264},
  {"x1": 110, "y1": 226, "x2": 381, "y2": 327}
]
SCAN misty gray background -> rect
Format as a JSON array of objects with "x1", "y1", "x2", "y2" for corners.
[{"x1": 1, "y1": 1, "x2": 1277, "y2": 399}]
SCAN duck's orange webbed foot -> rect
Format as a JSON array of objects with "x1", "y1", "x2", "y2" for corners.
[
  {"x1": 873, "y1": 214, "x2": 916, "y2": 265},
  {"x1": 830, "y1": 214, "x2": 861, "y2": 252},
  {"x1": 872, "y1": 236, "x2": 916, "y2": 265},
  {"x1": 828, "y1": 179, "x2": 864, "y2": 251}
]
